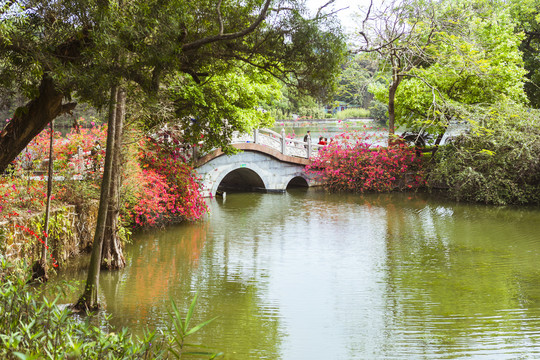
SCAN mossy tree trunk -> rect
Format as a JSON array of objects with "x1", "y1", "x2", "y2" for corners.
[
  {"x1": 74, "y1": 86, "x2": 118, "y2": 311},
  {"x1": 101, "y1": 87, "x2": 126, "y2": 270}
]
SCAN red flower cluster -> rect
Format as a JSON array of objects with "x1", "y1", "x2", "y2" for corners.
[
  {"x1": 306, "y1": 130, "x2": 426, "y2": 192},
  {"x1": 15, "y1": 119, "x2": 107, "y2": 176},
  {"x1": 130, "y1": 135, "x2": 207, "y2": 227}
]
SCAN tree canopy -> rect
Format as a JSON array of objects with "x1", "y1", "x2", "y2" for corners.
[
  {"x1": 0, "y1": 0, "x2": 346, "y2": 171},
  {"x1": 336, "y1": 54, "x2": 378, "y2": 108},
  {"x1": 357, "y1": 0, "x2": 527, "y2": 138}
]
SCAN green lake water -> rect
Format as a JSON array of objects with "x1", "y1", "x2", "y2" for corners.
[{"x1": 53, "y1": 190, "x2": 540, "y2": 359}]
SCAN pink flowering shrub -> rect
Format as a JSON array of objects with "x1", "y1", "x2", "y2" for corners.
[
  {"x1": 2, "y1": 119, "x2": 206, "y2": 229},
  {"x1": 129, "y1": 135, "x2": 207, "y2": 227},
  {"x1": 306, "y1": 131, "x2": 426, "y2": 192}
]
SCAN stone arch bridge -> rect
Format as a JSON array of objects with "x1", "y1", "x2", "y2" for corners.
[{"x1": 194, "y1": 129, "x2": 322, "y2": 197}]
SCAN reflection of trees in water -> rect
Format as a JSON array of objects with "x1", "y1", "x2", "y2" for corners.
[
  {"x1": 381, "y1": 197, "x2": 540, "y2": 357},
  {"x1": 51, "y1": 190, "x2": 540, "y2": 357},
  {"x1": 98, "y1": 212, "x2": 282, "y2": 358},
  {"x1": 189, "y1": 243, "x2": 283, "y2": 359},
  {"x1": 100, "y1": 223, "x2": 208, "y2": 325}
]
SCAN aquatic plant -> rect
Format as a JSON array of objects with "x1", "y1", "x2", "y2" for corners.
[
  {"x1": 0, "y1": 258, "x2": 160, "y2": 359},
  {"x1": 166, "y1": 294, "x2": 222, "y2": 359}
]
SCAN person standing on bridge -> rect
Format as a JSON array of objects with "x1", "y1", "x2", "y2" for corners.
[{"x1": 303, "y1": 131, "x2": 311, "y2": 149}]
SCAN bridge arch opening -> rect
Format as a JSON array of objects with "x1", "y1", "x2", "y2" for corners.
[
  {"x1": 286, "y1": 176, "x2": 309, "y2": 189},
  {"x1": 217, "y1": 168, "x2": 266, "y2": 193}
]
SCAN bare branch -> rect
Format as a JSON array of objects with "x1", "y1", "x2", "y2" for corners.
[
  {"x1": 316, "y1": 0, "x2": 338, "y2": 18},
  {"x1": 362, "y1": 0, "x2": 373, "y2": 31},
  {"x1": 182, "y1": 0, "x2": 271, "y2": 52},
  {"x1": 355, "y1": 31, "x2": 404, "y2": 53}
]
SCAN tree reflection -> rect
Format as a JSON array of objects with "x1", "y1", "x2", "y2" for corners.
[{"x1": 100, "y1": 211, "x2": 283, "y2": 359}]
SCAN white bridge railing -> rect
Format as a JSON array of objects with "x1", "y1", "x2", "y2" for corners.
[{"x1": 231, "y1": 128, "x2": 322, "y2": 159}]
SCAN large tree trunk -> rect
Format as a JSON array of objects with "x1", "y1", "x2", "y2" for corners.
[
  {"x1": 0, "y1": 75, "x2": 75, "y2": 173},
  {"x1": 101, "y1": 87, "x2": 126, "y2": 270},
  {"x1": 74, "y1": 87, "x2": 118, "y2": 312}
]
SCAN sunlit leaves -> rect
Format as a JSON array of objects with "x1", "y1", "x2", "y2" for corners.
[
  {"x1": 166, "y1": 64, "x2": 280, "y2": 152},
  {"x1": 368, "y1": 0, "x2": 527, "y2": 134}
]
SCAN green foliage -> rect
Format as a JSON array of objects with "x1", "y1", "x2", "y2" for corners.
[
  {"x1": 368, "y1": 100, "x2": 389, "y2": 125},
  {"x1": 0, "y1": 0, "x2": 346, "y2": 127},
  {"x1": 166, "y1": 66, "x2": 280, "y2": 152},
  {"x1": 55, "y1": 179, "x2": 100, "y2": 208},
  {"x1": 0, "y1": 258, "x2": 162, "y2": 359},
  {"x1": 510, "y1": 0, "x2": 540, "y2": 108},
  {"x1": 368, "y1": 0, "x2": 527, "y2": 135},
  {"x1": 336, "y1": 54, "x2": 378, "y2": 108},
  {"x1": 165, "y1": 294, "x2": 222, "y2": 359},
  {"x1": 334, "y1": 108, "x2": 370, "y2": 119},
  {"x1": 265, "y1": 83, "x2": 326, "y2": 120},
  {"x1": 430, "y1": 105, "x2": 540, "y2": 205},
  {"x1": 0, "y1": 0, "x2": 346, "y2": 173},
  {"x1": 0, "y1": 258, "x2": 222, "y2": 359},
  {"x1": 30, "y1": 209, "x2": 73, "y2": 266}
]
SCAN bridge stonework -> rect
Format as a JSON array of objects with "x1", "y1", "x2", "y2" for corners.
[{"x1": 194, "y1": 143, "x2": 319, "y2": 197}]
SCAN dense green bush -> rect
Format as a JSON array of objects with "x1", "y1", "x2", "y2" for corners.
[
  {"x1": 335, "y1": 108, "x2": 370, "y2": 119},
  {"x1": 430, "y1": 105, "x2": 540, "y2": 205}
]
